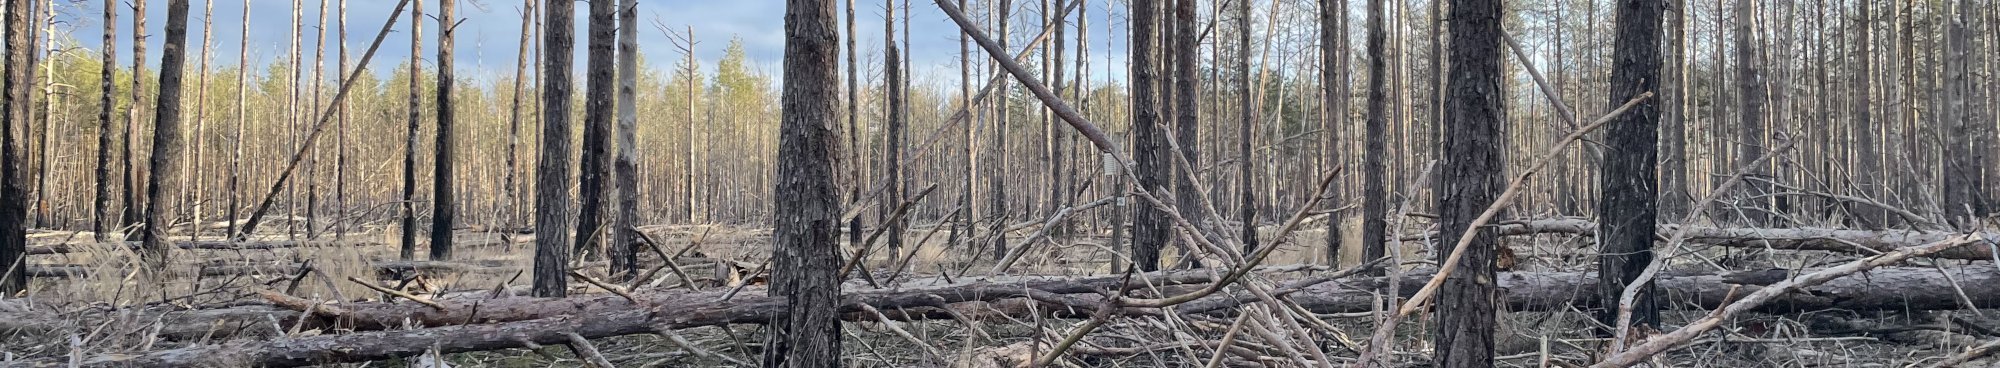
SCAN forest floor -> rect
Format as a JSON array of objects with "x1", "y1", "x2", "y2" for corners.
[{"x1": 3, "y1": 217, "x2": 1996, "y2": 367}]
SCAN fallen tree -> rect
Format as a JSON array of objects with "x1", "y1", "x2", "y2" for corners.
[
  {"x1": 1402, "y1": 218, "x2": 2000, "y2": 260},
  {"x1": 19, "y1": 264, "x2": 2000, "y2": 367},
  {"x1": 25, "y1": 240, "x2": 378, "y2": 256},
  {"x1": 24, "y1": 260, "x2": 521, "y2": 280}
]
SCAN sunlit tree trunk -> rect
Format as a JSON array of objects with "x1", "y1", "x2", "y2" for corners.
[
  {"x1": 763, "y1": 0, "x2": 843, "y2": 365},
  {"x1": 533, "y1": 0, "x2": 577, "y2": 297}
]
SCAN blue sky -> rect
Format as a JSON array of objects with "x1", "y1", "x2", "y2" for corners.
[{"x1": 58, "y1": 0, "x2": 1136, "y2": 87}]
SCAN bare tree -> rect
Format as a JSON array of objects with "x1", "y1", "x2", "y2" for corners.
[
  {"x1": 95, "y1": 0, "x2": 117, "y2": 243},
  {"x1": 505, "y1": 0, "x2": 534, "y2": 229},
  {"x1": 226, "y1": 0, "x2": 248, "y2": 239},
  {"x1": 1660, "y1": 0, "x2": 1690, "y2": 219},
  {"x1": 1361, "y1": 0, "x2": 1389, "y2": 268},
  {"x1": 1598, "y1": 0, "x2": 1664, "y2": 332},
  {"x1": 142, "y1": 0, "x2": 194, "y2": 265},
  {"x1": 401, "y1": 0, "x2": 423, "y2": 260},
  {"x1": 186, "y1": 0, "x2": 215, "y2": 242},
  {"x1": 124, "y1": 0, "x2": 147, "y2": 236},
  {"x1": 764, "y1": 0, "x2": 843, "y2": 366},
  {"x1": 1433, "y1": 0, "x2": 1505, "y2": 365},
  {"x1": 432, "y1": 0, "x2": 457, "y2": 260},
  {"x1": 576, "y1": 0, "x2": 617, "y2": 261},
  {"x1": 1849, "y1": 0, "x2": 1884, "y2": 226},
  {"x1": 1231, "y1": 0, "x2": 1253, "y2": 253},
  {"x1": 989, "y1": 0, "x2": 1013, "y2": 261},
  {"x1": 1129, "y1": 0, "x2": 1167, "y2": 272},
  {"x1": 1733, "y1": 0, "x2": 1768, "y2": 226},
  {"x1": 0, "y1": 0, "x2": 33, "y2": 293},
  {"x1": 882, "y1": 0, "x2": 906, "y2": 259},
  {"x1": 1941, "y1": 0, "x2": 1981, "y2": 226},
  {"x1": 1321, "y1": 0, "x2": 1348, "y2": 265},
  {"x1": 611, "y1": 0, "x2": 641, "y2": 277},
  {"x1": 534, "y1": 0, "x2": 577, "y2": 297}
]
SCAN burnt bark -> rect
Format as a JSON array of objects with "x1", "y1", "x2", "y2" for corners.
[
  {"x1": 1129, "y1": 0, "x2": 1168, "y2": 272},
  {"x1": 611, "y1": 0, "x2": 641, "y2": 278},
  {"x1": 765, "y1": 0, "x2": 845, "y2": 365},
  {"x1": 0, "y1": 0, "x2": 32, "y2": 292},
  {"x1": 400, "y1": 0, "x2": 423, "y2": 260},
  {"x1": 431, "y1": 0, "x2": 456, "y2": 261},
  {"x1": 1361, "y1": 0, "x2": 1389, "y2": 268},
  {"x1": 1321, "y1": 0, "x2": 1347, "y2": 265},
  {"x1": 1597, "y1": 0, "x2": 1664, "y2": 332},
  {"x1": 575, "y1": 0, "x2": 616, "y2": 261},
  {"x1": 1434, "y1": 0, "x2": 1505, "y2": 365},
  {"x1": 141, "y1": 0, "x2": 195, "y2": 266},
  {"x1": 94, "y1": 0, "x2": 117, "y2": 243},
  {"x1": 533, "y1": 0, "x2": 576, "y2": 297}
]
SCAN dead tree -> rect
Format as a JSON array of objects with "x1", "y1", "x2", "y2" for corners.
[
  {"x1": 1598, "y1": 0, "x2": 1664, "y2": 332},
  {"x1": 1733, "y1": 0, "x2": 1767, "y2": 226},
  {"x1": 226, "y1": 0, "x2": 247, "y2": 240},
  {"x1": 0, "y1": 0, "x2": 31, "y2": 293},
  {"x1": 335, "y1": 0, "x2": 349, "y2": 240},
  {"x1": 124, "y1": 0, "x2": 147, "y2": 236},
  {"x1": 534, "y1": 0, "x2": 577, "y2": 297},
  {"x1": 1433, "y1": 0, "x2": 1504, "y2": 365},
  {"x1": 431, "y1": 0, "x2": 456, "y2": 260},
  {"x1": 505, "y1": 0, "x2": 533, "y2": 228},
  {"x1": 881, "y1": 0, "x2": 906, "y2": 259},
  {"x1": 1361, "y1": 0, "x2": 1389, "y2": 267},
  {"x1": 1660, "y1": 0, "x2": 1689, "y2": 219},
  {"x1": 988, "y1": 0, "x2": 1013, "y2": 261},
  {"x1": 1848, "y1": 0, "x2": 1884, "y2": 227},
  {"x1": 765, "y1": 0, "x2": 844, "y2": 366},
  {"x1": 1171, "y1": 0, "x2": 1206, "y2": 247},
  {"x1": 1128, "y1": 0, "x2": 1168, "y2": 272},
  {"x1": 575, "y1": 0, "x2": 616, "y2": 261},
  {"x1": 142, "y1": 0, "x2": 194, "y2": 265},
  {"x1": 401, "y1": 0, "x2": 423, "y2": 260},
  {"x1": 611, "y1": 0, "x2": 641, "y2": 277},
  {"x1": 95, "y1": 0, "x2": 117, "y2": 243},
  {"x1": 1941, "y1": 0, "x2": 1980, "y2": 227},
  {"x1": 186, "y1": 0, "x2": 215, "y2": 242},
  {"x1": 1232, "y1": 0, "x2": 1253, "y2": 253},
  {"x1": 1321, "y1": 0, "x2": 1347, "y2": 264}
]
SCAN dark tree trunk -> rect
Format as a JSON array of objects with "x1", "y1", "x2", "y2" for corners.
[
  {"x1": 764, "y1": 0, "x2": 844, "y2": 366},
  {"x1": 576, "y1": 0, "x2": 616, "y2": 261},
  {"x1": 124, "y1": 0, "x2": 147, "y2": 239},
  {"x1": 990, "y1": 0, "x2": 1012, "y2": 262},
  {"x1": 1321, "y1": 0, "x2": 1347, "y2": 265},
  {"x1": 0, "y1": 0, "x2": 33, "y2": 293},
  {"x1": 431, "y1": 0, "x2": 456, "y2": 261},
  {"x1": 1660, "y1": 0, "x2": 1690, "y2": 219},
  {"x1": 1233, "y1": 0, "x2": 1255, "y2": 254},
  {"x1": 611, "y1": 0, "x2": 641, "y2": 278},
  {"x1": 505, "y1": 0, "x2": 533, "y2": 230},
  {"x1": 1941, "y1": 0, "x2": 1980, "y2": 227},
  {"x1": 1171, "y1": 0, "x2": 1204, "y2": 245},
  {"x1": 1128, "y1": 0, "x2": 1168, "y2": 272},
  {"x1": 1433, "y1": 0, "x2": 1504, "y2": 365},
  {"x1": 400, "y1": 0, "x2": 423, "y2": 260},
  {"x1": 533, "y1": 0, "x2": 577, "y2": 297},
  {"x1": 1361, "y1": 0, "x2": 1389, "y2": 269},
  {"x1": 1597, "y1": 0, "x2": 1664, "y2": 332},
  {"x1": 1850, "y1": 0, "x2": 1884, "y2": 227},
  {"x1": 141, "y1": 0, "x2": 194, "y2": 266},
  {"x1": 881, "y1": 0, "x2": 905, "y2": 261},
  {"x1": 95, "y1": 0, "x2": 117, "y2": 243}
]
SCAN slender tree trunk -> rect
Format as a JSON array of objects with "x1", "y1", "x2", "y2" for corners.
[
  {"x1": 124, "y1": 0, "x2": 148, "y2": 239},
  {"x1": 1660, "y1": 0, "x2": 1689, "y2": 219},
  {"x1": 305, "y1": 0, "x2": 327, "y2": 238},
  {"x1": 95, "y1": 0, "x2": 117, "y2": 243},
  {"x1": 1229, "y1": 0, "x2": 1254, "y2": 255},
  {"x1": 505, "y1": 0, "x2": 533, "y2": 231},
  {"x1": 576, "y1": 0, "x2": 615, "y2": 261},
  {"x1": 1361, "y1": 0, "x2": 1389, "y2": 270},
  {"x1": 1433, "y1": 0, "x2": 1504, "y2": 365},
  {"x1": 431, "y1": 0, "x2": 456, "y2": 260},
  {"x1": 0, "y1": 0, "x2": 34, "y2": 293},
  {"x1": 1322, "y1": 0, "x2": 1348, "y2": 265},
  {"x1": 1734, "y1": 0, "x2": 1768, "y2": 226},
  {"x1": 990, "y1": 0, "x2": 1013, "y2": 261},
  {"x1": 1598, "y1": 0, "x2": 1664, "y2": 332},
  {"x1": 954, "y1": 0, "x2": 974, "y2": 250},
  {"x1": 400, "y1": 0, "x2": 423, "y2": 260},
  {"x1": 186, "y1": 0, "x2": 214, "y2": 242},
  {"x1": 1129, "y1": 0, "x2": 1168, "y2": 272},
  {"x1": 683, "y1": 27, "x2": 699, "y2": 225},
  {"x1": 611, "y1": 0, "x2": 640, "y2": 278},
  {"x1": 881, "y1": 0, "x2": 905, "y2": 261},
  {"x1": 534, "y1": 0, "x2": 577, "y2": 297},
  {"x1": 144, "y1": 0, "x2": 193, "y2": 267},
  {"x1": 764, "y1": 1, "x2": 843, "y2": 366},
  {"x1": 1169, "y1": 0, "x2": 1205, "y2": 250},
  {"x1": 1850, "y1": 0, "x2": 1884, "y2": 226},
  {"x1": 284, "y1": 0, "x2": 299, "y2": 239},
  {"x1": 1941, "y1": 0, "x2": 1979, "y2": 226},
  {"x1": 335, "y1": 0, "x2": 348, "y2": 240},
  {"x1": 1050, "y1": 0, "x2": 1069, "y2": 237},
  {"x1": 227, "y1": 0, "x2": 247, "y2": 240}
]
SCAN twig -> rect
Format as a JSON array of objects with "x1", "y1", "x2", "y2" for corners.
[
  {"x1": 837, "y1": 183, "x2": 938, "y2": 283},
  {"x1": 346, "y1": 276, "x2": 446, "y2": 311},
  {"x1": 569, "y1": 270, "x2": 641, "y2": 305},
  {"x1": 653, "y1": 327, "x2": 751, "y2": 366},
  {"x1": 562, "y1": 332, "x2": 616, "y2": 368},
  {"x1": 858, "y1": 304, "x2": 944, "y2": 362}
]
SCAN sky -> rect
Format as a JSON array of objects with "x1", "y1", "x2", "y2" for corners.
[{"x1": 57, "y1": 0, "x2": 1137, "y2": 88}]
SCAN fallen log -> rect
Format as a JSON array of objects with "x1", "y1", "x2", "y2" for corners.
[
  {"x1": 26, "y1": 240, "x2": 380, "y2": 256},
  {"x1": 24, "y1": 264, "x2": 2000, "y2": 367},
  {"x1": 1403, "y1": 219, "x2": 2000, "y2": 260},
  {"x1": 25, "y1": 260, "x2": 521, "y2": 280}
]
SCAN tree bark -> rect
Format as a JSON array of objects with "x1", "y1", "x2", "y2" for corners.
[
  {"x1": 1231, "y1": 0, "x2": 1254, "y2": 254},
  {"x1": 1434, "y1": 0, "x2": 1504, "y2": 365},
  {"x1": 1361, "y1": 0, "x2": 1389, "y2": 269},
  {"x1": 505, "y1": 0, "x2": 533, "y2": 230},
  {"x1": 1734, "y1": 0, "x2": 1769, "y2": 226},
  {"x1": 1128, "y1": 0, "x2": 1168, "y2": 272},
  {"x1": 882, "y1": 0, "x2": 906, "y2": 262},
  {"x1": 400, "y1": 0, "x2": 423, "y2": 260},
  {"x1": 1598, "y1": 0, "x2": 1665, "y2": 332},
  {"x1": 765, "y1": 0, "x2": 845, "y2": 366},
  {"x1": 1849, "y1": 0, "x2": 1885, "y2": 227},
  {"x1": 1660, "y1": 0, "x2": 1690, "y2": 219},
  {"x1": 431, "y1": 0, "x2": 457, "y2": 261},
  {"x1": 576, "y1": 0, "x2": 616, "y2": 262},
  {"x1": 611, "y1": 0, "x2": 641, "y2": 278},
  {"x1": 0, "y1": 0, "x2": 33, "y2": 293},
  {"x1": 141, "y1": 0, "x2": 194, "y2": 266},
  {"x1": 1941, "y1": 0, "x2": 1981, "y2": 227},
  {"x1": 990, "y1": 0, "x2": 1014, "y2": 262},
  {"x1": 534, "y1": 0, "x2": 577, "y2": 297},
  {"x1": 94, "y1": 0, "x2": 118, "y2": 244},
  {"x1": 1321, "y1": 0, "x2": 1348, "y2": 265}
]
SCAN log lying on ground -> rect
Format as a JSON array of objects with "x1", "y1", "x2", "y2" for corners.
[
  {"x1": 24, "y1": 260, "x2": 521, "y2": 280},
  {"x1": 25, "y1": 240, "x2": 381, "y2": 256},
  {"x1": 24, "y1": 264, "x2": 2000, "y2": 367},
  {"x1": 1403, "y1": 218, "x2": 2000, "y2": 260}
]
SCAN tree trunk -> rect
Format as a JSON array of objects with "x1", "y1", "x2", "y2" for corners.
[
  {"x1": 1849, "y1": 0, "x2": 1885, "y2": 227},
  {"x1": 400, "y1": 0, "x2": 423, "y2": 260},
  {"x1": 1734, "y1": 0, "x2": 1768, "y2": 226},
  {"x1": 881, "y1": 0, "x2": 906, "y2": 262},
  {"x1": 1598, "y1": 0, "x2": 1664, "y2": 332},
  {"x1": 576, "y1": 0, "x2": 615, "y2": 262},
  {"x1": 431, "y1": 0, "x2": 456, "y2": 260},
  {"x1": 534, "y1": 0, "x2": 577, "y2": 297},
  {"x1": 990, "y1": 0, "x2": 1013, "y2": 262},
  {"x1": 1941, "y1": 0, "x2": 1980, "y2": 227},
  {"x1": 124, "y1": 0, "x2": 147, "y2": 238},
  {"x1": 0, "y1": 0, "x2": 32, "y2": 293},
  {"x1": 1321, "y1": 0, "x2": 1347, "y2": 265},
  {"x1": 1660, "y1": 0, "x2": 1690, "y2": 219},
  {"x1": 1128, "y1": 0, "x2": 1167, "y2": 272},
  {"x1": 1434, "y1": 0, "x2": 1504, "y2": 365},
  {"x1": 141, "y1": 0, "x2": 194, "y2": 267},
  {"x1": 505, "y1": 0, "x2": 533, "y2": 230},
  {"x1": 1232, "y1": 0, "x2": 1254, "y2": 254},
  {"x1": 611, "y1": 0, "x2": 640, "y2": 278},
  {"x1": 186, "y1": 0, "x2": 215, "y2": 243},
  {"x1": 95, "y1": 0, "x2": 118, "y2": 243},
  {"x1": 765, "y1": 0, "x2": 844, "y2": 366},
  {"x1": 1361, "y1": 0, "x2": 1389, "y2": 269},
  {"x1": 226, "y1": 0, "x2": 248, "y2": 241}
]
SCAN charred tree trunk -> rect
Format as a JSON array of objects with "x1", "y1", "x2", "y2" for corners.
[
  {"x1": 95, "y1": 0, "x2": 118, "y2": 243},
  {"x1": 226, "y1": 0, "x2": 248, "y2": 240},
  {"x1": 576, "y1": 0, "x2": 615, "y2": 262},
  {"x1": 764, "y1": 0, "x2": 844, "y2": 366},
  {"x1": 882, "y1": 0, "x2": 906, "y2": 261},
  {"x1": 1941, "y1": 0, "x2": 1980, "y2": 227},
  {"x1": 1322, "y1": 0, "x2": 1348, "y2": 265},
  {"x1": 1733, "y1": 0, "x2": 1768, "y2": 226},
  {"x1": 1660, "y1": 0, "x2": 1690, "y2": 219},
  {"x1": 1233, "y1": 0, "x2": 1254, "y2": 254},
  {"x1": 1433, "y1": 0, "x2": 1504, "y2": 365},
  {"x1": 0, "y1": 0, "x2": 32, "y2": 293},
  {"x1": 533, "y1": 0, "x2": 577, "y2": 297},
  {"x1": 1129, "y1": 0, "x2": 1168, "y2": 272},
  {"x1": 141, "y1": 0, "x2": 194, "y2": 266},
  {"x1": 1850, "y1": 0, "x2": 1884, "y2": 227},
  {"x1": 1597, "y1": 0, "x2": 1664, "y2": 332},
  {"x1": 1361, "y1": 0, "x2": 1390, "y2": 269},
  {"x1": 400, "y1": 0, "x2": 423, "y2": 260},
  {"x1": 990, "y1": 0, "x2": 1013, "y2": 262},
  {"x1": 124, "y1": 0, "x2": 147, "y2": 238},
  {"x1": 431, "y1": 0, "x2": 456, "y2": 260}
]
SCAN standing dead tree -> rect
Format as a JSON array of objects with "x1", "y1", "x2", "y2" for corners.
[
  {"x1": 576, "y1": 0, "x2": 616, "y2": 262},
  {"x1": 432, "y1": 0, "x2": 457, "y2": 260},
  {"x1": 0, "y1": 0, "x2": 32, "y2": 293},
  {"x1": 1597, "y1": 0, "x2": 1665, "y2": 332},
  {"x1": 611, "y1": 0, "x2": 641, "y2": 278},
  {"x1": 400, "y1": 0, "x2": 424, "y2": 259},
  {"x1": 764, "y1": 0, "x2": 844, "y2": 365},
  {"x1": 1432, "y1": 0, "x2": 1505, "y2": 365},
  {"x1": 123, "y1": 0, "x2": 147, "y2": 237},
  {"x1": 141, "y1": 0, "x2": 195, "y2": 265},
  {"x1": 94, "y1": 0, "x2": 117, "y2": 243},
  {"x1": 534, "y1": 0, "x2": 577, "y2": 297}
]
